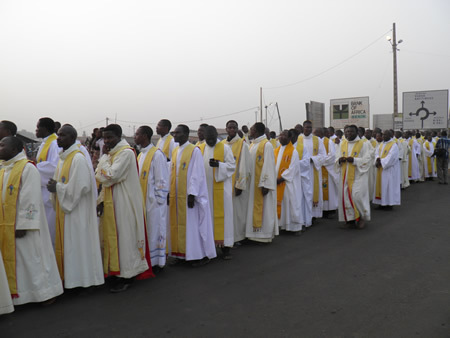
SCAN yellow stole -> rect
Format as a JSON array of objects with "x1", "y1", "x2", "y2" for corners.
[
  {"x1": 375, "y1": 141, "x2": 395, "y2": 200},
  {"x1": 157, "y1": 134, "x2": 174, "y2": 159},
  {"x1": 270, "y1": 139, "x2": 277, "y2": 149},
  {"x1": 250, "y1": 139, "x2": 268, "y2": 230},
  {"x1": 221, "y1": 137, "x2": 244, "y2": 191},
  {"x1": 137, "y1": 147, "x2": 158, "y2": 203},
  {"x1": 408, "y1": 139, "x2": 414, "y2": 178},
  {"x1": 274, "y1": 142, "x2": 294, "y2": 219},
  {"x1": 197, "y1": 142, "x2": 206, "y2": 155},
  {"x1": 370, "y1": 139, "x2": 377, "y2": 148},
  {"x1": 0, "y1": 158, "x2": 30, "y2": 297},
  {"x1": 296, "y1": 140, "x2": 304, "y2": 160},
  {"x1": 211, "y1": 143, "x2": 225, "y2": 242},
  {"x1": 169, "y1": 143, "x2": 195, "y2": 256},
  {"x1": 101, "y1": 145, "x2": 133, "y2": 276},
  {"x1": 37, "y1": 134, "x2": 57, "y2": 163},
  {"x1": 54, "y1": 149, "x2": 81, "y2": 280},
  {"x1": 424, "y1": 141, "x2": 432, "y2": 175},
  {"x1": 432, "y1": 139, "x2": 437, "y2": 172},
  {"x1": 340, "y1": 139, "x2": 364, "y2": 220},
  {"x1": 321, "y1": 137, "x2": 330, "y2": 201},
  {"x1": 297, "y1": 135, "x2": 319, "y2": 203}
]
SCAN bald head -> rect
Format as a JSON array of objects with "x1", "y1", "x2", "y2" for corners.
[{"x1": 57, "y1": 125, "x2": 78, "y2": 150}]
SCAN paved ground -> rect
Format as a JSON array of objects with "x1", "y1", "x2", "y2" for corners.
[{"x1": 1, "y1": 180, "x2": 449, "y2": 337}]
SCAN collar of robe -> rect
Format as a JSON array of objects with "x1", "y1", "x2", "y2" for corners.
[
  {"x1": 60, "y1": 143, "x2": 80, "y2": 160},
  {"x1": 2, "y1": 152, "x2": 26, "y2": 168}
]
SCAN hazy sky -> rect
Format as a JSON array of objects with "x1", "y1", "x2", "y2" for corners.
[{"x1": 1, "y1": 0, "x2": 449, "y2": 136}]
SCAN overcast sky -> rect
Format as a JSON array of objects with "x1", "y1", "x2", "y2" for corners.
[{"x1": 1, "y1": 0, "x2": 449, "y2": 136}]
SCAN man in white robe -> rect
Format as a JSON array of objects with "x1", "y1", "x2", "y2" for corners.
[
  {"x1": 0, "y1": 249, "x2": 14, "y2": 314},
  {"x1": 363, "y1": 129, "x2": 377, "y2": 199},
  {"x1": 397, "y1": 131, "x2": 411, "y2": 189},
  {"x1": 168, "y1": 125, "x2": 216, "y2": 265},
  {"x1": 47, "y1": 125, "x2": 104, "y2": 289},
  {"x1": 373, "y1": 130, "x2": 401, "y2": 208},
  {"x1": 135, "y1": 126, "x2": 169, "y2": 269},
  {"x1": 416, "y1": 133, "x2": 426, "y2": 182},
  {"x1": 423, "y1": 134, "x2": 436, "y2": 179},
  {"x1": 245, "y1": 123, "x2": 278, "y2": 243},
  {"x1": 406, "y1": 131, "x2": 421, "y2": 182},
  {"x1": 96, "y1": 124, "x2": 151, "y2": 292},
  {"x1": 334, "y1": 125, "x2": 372, "y2": 229},
  {"x1": 394, "y1": 131, "x2": 406, "y2": 188},
  {"x1": 275, "y1": 130, "x2": 303, "y2": 234},
  {"x1": 0, "y1": 136, "x2": 63, "y2": 305},
  {"x1": 203, "y1": 126, "x2": 235, "y2": 258},
  {"x1": 156, "y1": 119, "x2": 177, "y2": 161},
  {"x1": 35, "y1": 117, "x2": 60, "y2": 246},
  {"x1": 318, "y1": 128, "x2": 338, "y2": 215},
  {"x1": 297, "y1": 120, "x2": 326, "y2": 219}
]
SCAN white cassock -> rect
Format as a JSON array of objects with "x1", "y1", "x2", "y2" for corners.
[
  {"x1": 222, "y1": 136, "x2": 252, "y2": 243},
  {"x1": 399, "y1": 139, "x2": 410, "y2": 189},
  {"x1": 417, "y1": 139, "x2": 426, "y2": 182},
  {"x1": 334, "y1": 137, "x2": 372, "y2": 222},
  {"x1": 203, "y1": 142, "x2": 235, "y2": 247},
  {"x1": 294, "y1": 143, "x2": 313, "y2": 227},
  {"x1": 321, "y1": 137, "x2": 339, "y2": 211},
  {"x1": 373, "y1": 140, "x2": 401, "y2": 206},
  {"x1": 0, "y1": 249, "x2": 13, "y2": 314},
  {"x1": 422, "y1": 141, "x2": 436, "y2": 178},
  {"x1": 76, "y1": 141, "x2": 98, "y2": 199},
  {"x1": 276, "y1": 146, "x2": 303, "y2": 231},
  {"x1": 157, "y1": 134, "x2": 178, "y2": 161},
  {"x1": 394, "y1": 138, "x2": 405, "y2": 186},
  {"x1": 96, "y1": 140, "x2": 149, "y2": 278},
  {"x1": 301, "y1": 134, "x2": 326, "y2": 218},
  {"x1": 408, "y1": 138, "x2": 421, "y2": 181},
  {"x1": 1, "y1": 152, "x2": 63, "y2": 305},
  {"x1": 245, "y1": 135, "x2": 278, "y2": 242},
  {"x1": 138, "y1": 144, "x2": 169, "y2": 267},
  {"x1": 362, "y1": 137, "x2": 376, "y2": 201},
  {"x1": 52, "y1": 144, "x2": 104, "y2": 288},
  {"x1": 168, "y1": 142, "x2": 217, "y2": 260},
  {"x1": 36, "y1": 134, "x2": 60, "y2": 246}
]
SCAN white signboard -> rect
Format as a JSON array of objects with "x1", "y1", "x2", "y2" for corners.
[
  {"x1": 306, "y1": 101, "x2": 325, "y2": 128},
  {"x1": 402, "y1": 90, "x2": 449, "y2": 130},
  {"x1": 330, "y1": 96, "x2": 370, "y2": 129}
]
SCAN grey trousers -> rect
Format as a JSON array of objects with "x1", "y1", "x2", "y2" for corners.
[{"x1": 436, "y1": 157, "x2": 449, "y2": 183}]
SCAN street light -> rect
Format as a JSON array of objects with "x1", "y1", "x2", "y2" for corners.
[
  {"x1": 265, "y1": 102, "x2": 274, "y2": 126},
  {"x1": 387, "y1": 23, "x2": 403, "y2": 119}
]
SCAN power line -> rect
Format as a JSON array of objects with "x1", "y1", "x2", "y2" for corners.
[
  {"x1": 79, "y1": 118, "x2": 107, "y2": 130},
  {"x1": 263, "y1": 29, "x2": 392, "y2": 90}
]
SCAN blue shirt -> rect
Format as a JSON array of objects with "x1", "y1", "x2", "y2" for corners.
[{"x1": 436, "y1": 137, "x2": 450, "y2": 159}]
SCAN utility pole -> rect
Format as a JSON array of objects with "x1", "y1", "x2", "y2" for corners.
[
  {"x1": 275, "y1": 102, "x2": 282, "y2": 133},
  {"x1": 392, "y1": 22, "x2": 399, "y2": 117},
  {"x1": 106, "y1": 117, "x2": 109, "y2": 126},
  {"x1": 260, "y1": 87, "x2": 263, "y2": 123}
]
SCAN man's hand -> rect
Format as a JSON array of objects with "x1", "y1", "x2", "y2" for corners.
[
  {"x1": 235, "y1": 188, "x2": 242, "y2": 197},
  {"x1": 261, "y1": 187, "x2": 269, "y2": 196},
  {"x1": 209, "y1": 158, "x2": 219, "y2": 167},
  {"x1": 277, "y1": 177, "x2": 285, "y2": 185},
  {"x1": 338, "y1": 157, "x2": 347, "y2": 164},
  {"x1": 346, "y1": 157, "x2": 354, "y2": 163},
  {"x1": 188, "y1": 194, "x2": 195, "y2": 208},
  {"x1": 97, "y1": 202, "x2": 104, "y2": 217},
  {"x1": 46, "y1": 179, "x2": 57, "y2": 193},
  {"x1": 15, "y1": 230, "x2": 27, "y2": 238},
  {"x1": 102, "y1": 144, "x2": 109, "y2": 155}
]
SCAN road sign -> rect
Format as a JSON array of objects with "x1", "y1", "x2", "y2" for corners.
[
  {"x1": 330, "y1": 96, "x2": 370, "y2": 128},
  {"x1": 402, "y1": 90, "x2": 449, "y2": 129}
]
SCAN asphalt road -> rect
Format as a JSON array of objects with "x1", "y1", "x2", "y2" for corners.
[{"x1": 1, "y1": 180, "x2": 449, "y2": 337}]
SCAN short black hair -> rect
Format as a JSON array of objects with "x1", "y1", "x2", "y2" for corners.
[
  {"x1": 199, "y1": 123, "x2": 209, "y2": 128},
  {"x1": 0, "y1": 120, "x2": 17, "y2": 136},
  {"x1": 205, "y1": 125, "x2": 218, "y2": 137},
  {"x1": 38, "y1": 117, "x2": 55, "y2": 133},
  {"x1": 104, "y1": 124, "x2": 122, "y2": 137},
  {"x1": 177, "y1": 124, "x2": 190, "y2": 136},
  {"x1": 254, "y1": 122, "x2": 265, "y2": 135},
  {"x1": 61, "y1": 124, "x2": 78, "y2": 138},
  {"x1": 269, "y1": 131, "x2": 276, "y2": 138},
  {"x1": 226, "y1": 120, "x2": 238, "y2": 127},
  {"x1": 160, "y1": 119, "x2": 172, "y2": 131},
  {"x1": 139, "y1": 125, "x2": 153, "y2": 140},
  {"x1": 328, "y1": 126, "x2": 335, "y2": 132},
  {"x1": 303, "y1": 120, "x2": 312, "y2": 126},
  {"x1": 441, "y1": 130, "x2": 447, "y2": 137},
  {"x1": 345, "y1": 125, "x2": 358, "y2": 132}
]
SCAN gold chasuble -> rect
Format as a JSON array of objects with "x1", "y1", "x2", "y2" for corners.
[
  {"x1": 297, "y1": 135, "x2": 320, "y2": 203},
  {"x1": 408, "y1": 139, "x2": 414, "y2": 178},
  {"x1": 375, "y1": 141, "x2": 395, "y2": 200},
  {"x1": 221, "y1": 138, "x2": 244, "y2": 191},
  {"x1": 197, "y1": 142, "x2": 206, "y2": 155},
  {"x1": 169, "y1": 144, "x2": 196, "y2": 256},
  {"x1": 341, "y1": 139, "x2": 364, "y2": 220},
  {"x1": 54, "y1": 150, "x2": 81, "y2": 280},
  {"x1": 37, "y1": 133, "x2": 57, "y2": 163},
  {"x1": 157, "y1": 134, "x2": 174, "y2": 159},
  {"x1": 0, "y1": 158, "x2": 30, "y2": 297},
  {"x1": 296, "y1": 141, "x2": 304, "y2": 160},
  {"x1": 250, "y1": 139, "x2": 268, "y2": 230},
  {"x1": 370, "y1": 139, "x2": 377, "y2": 148},
  {"x1": 101, "y1": 145, "x2": 133, "y2": 276},
  {"x1": 211, "y1": 143, "x2": 225, "y2": 242},
  {"x1": 322, "y1": 137, "x2": 330, "y2": 201},
  {"x1": 424, "y1": 141, "x2": 433, "y2": 175},
  {"x1": 274, "y1": 143, "x2": 294, "y2": 219},
  {"x1": 137, "y1": 147, "x2": 158, "y2": 203}
]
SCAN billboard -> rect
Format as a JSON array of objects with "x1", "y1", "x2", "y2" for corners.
[
  {"x1": 305, "y1": 101, "x2": 325, "y2": 128},
  {"x1": 330, "y1": 96, "x2": 370, "y2": 128},
  {"x1": 402, "y1": 90, "x2": 449, "y2": 130}
]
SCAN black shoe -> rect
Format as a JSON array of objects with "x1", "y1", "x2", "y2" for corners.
[
  {"x1": 110, "y1": 278, "x2": 134, "y2": 293},
  {"x1": 191, "y1": 257, "x2": 210, "y2": 267}
]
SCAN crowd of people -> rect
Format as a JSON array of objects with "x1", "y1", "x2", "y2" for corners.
[{"x1": 0, "y1": 117, "x2": 449, "y2": 315}]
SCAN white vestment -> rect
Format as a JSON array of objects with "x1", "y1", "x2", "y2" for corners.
[
  {"x1": 157, "y1": 134, "x2": 177, "y2": 160},
  {"x1": 321, "y1": 137, "x2": 338, "y2": 211},
  {"x1": 96, "y1": 140, "x2": 149, "y2": 278},
  {"x1": 373, "y1": 140, "x2": 401, "y2": 206},
  {"x1": 203, "y1": 142, "x2": 235, "y2": 247},
  {"x1": 168, "y1": 142, "x2": 217, "y2": 260},
  {"x1": 300, "y1": 134, "x2": 326, "y2": 218},
  {"x1": 36, "y1": 134, "x2": 61, "y2": 246},
  {"x1": 76, "y1": 141, "x2": 98, "y2": 199},
  {"x1": 52, "y1": 144, "x2": 104, "y2": 288},
  {"x1": 138, "y1": 144, "x2": 169, "y2": 267},
  {"x1": 1, "y1": 153, "x2": 63, "y2": 305},
  {"x1": 362, "y1": 137, "x2": 376, "y2": 200},
  {"x1": 276, "y1": 145, "x2": 303, "y2": 231},
  {"x1": 334, "y1": 137, "x2": 372, "y2": 222},
  {"x1": 408, "y1": 138, "x2": 421, "y2": 181},
  {"x1": 422, "y1": 141, "x2": 436, "y2": 178},
  {"x1": 399, "y1": 139, "x2": 410, "y2": 189},
  {"x1": 222, "y1": 136, "x2": 251, "y2": 242},
  {"x1": 294, "y1": 143, "x2": 313, "y2": 227},
  {"x1": 0, "y1": 249, "x2": 13, "y2": 314},
  {"x1": 245, "y1": 135, "x2": 278, "y2": 242}
]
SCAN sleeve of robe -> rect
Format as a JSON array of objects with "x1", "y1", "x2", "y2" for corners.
[
  {"x1": 281, "y1": 148, "x2": 299, "y2": 182},
  {"x1": 413, "y1": 141, "x2": 421, "y2": 156},
  {"x1": 214, "y1": 144, "x2": 235, "y2": 183},
  {"x1": 258, "y1": 142, "x2": 277, "y2": 191},
  {"x1": 55, "y1": 154, "x2": 92, "y2": 214},
  {"x1": 381, "y1": 144, "x2": 399, "y2": 169},
  {"x1": 310, "y1": 139, "x2": 325, "y2": 171},
  {"x1": 235, "y1": 142, "x2": 252, "y2": 191},
  {"x1": 36, "y1": 141, "x2": 60, "y2": 187},
  {"x1": 322, "y1": 139, "x2": 339, "y2": 181},
  {"x1": 95, "y1": 149, "x2": 135, "y2": 187},
  {"x1": 422, "y1": 142, "x2": 434, "y2": 158},
  {"x1": 151, "y1": 150, "x2": 169, "y2": 205}
]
